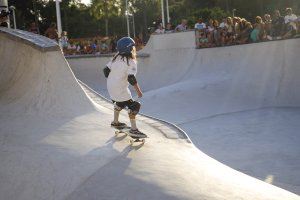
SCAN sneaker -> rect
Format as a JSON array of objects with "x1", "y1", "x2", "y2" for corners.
[
  {"x1": 129, "y1": 129, "x2": 147, "y2": 138},
  {"x1": 111, "y1": 122, "x2": 127, "y2": 128}
]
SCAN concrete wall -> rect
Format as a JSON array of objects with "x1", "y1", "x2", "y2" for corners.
[{"x1": 67, "y1": 32, "x2": 300, "y2": 110}]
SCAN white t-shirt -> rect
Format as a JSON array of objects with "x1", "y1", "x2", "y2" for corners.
[
  {"x1": 155, "y1": 28, "x2": 165, "y2": 34},
  {"x1": 284, "y1": 14, "x2": 298, "y2": 24},
  {"x1": 106, "y1": 56, "x2": 137, "y2": 102},
  {"x1": 194, "y1": 23, "x2": 206, "y2": 30},
  {"x1": 219, "y1": 22, "x2": 225, "y2": 28}
]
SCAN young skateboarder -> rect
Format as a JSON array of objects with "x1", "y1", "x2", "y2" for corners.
[{"x1": 103, "y1": 37, "x2": 146, "y2": 138}]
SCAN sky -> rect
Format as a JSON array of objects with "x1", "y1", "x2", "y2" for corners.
[{"x1": 81, "y1": 0, "x2": 91, "y2": 5}]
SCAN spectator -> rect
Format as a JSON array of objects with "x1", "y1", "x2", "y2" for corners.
[
  {"x1": 238, "y1": 22, "x2": 253, "y2": 44},
  {"x1": 76, "y1": 42, "x2": 82, "y2": 54},
  {"x1": 264, "y1": 14, "x2": 272, "y2": 40},
  {"x1": 45, "y1": 23, "x2": 58, "y2": 41},
  {"x1": 283, "y1": 8, "x2": 298, "y2": 39},
  {"x1": 91, "y1": 39, "x2": 98, "y2": 54},
  {"x1": 155, "y1": 23, "x2": 165, "y2": 34},
  {"x1": 219, "y1": 18, "x2": 226, "y2": 29},
  {"x1": 0, "y1": 10, "x2": 9, "y2": 28},
  {"x1": 194, "y1": 18, "x2": 206, "y2": 30},
  {"x1": 236, "y1": 18, "x2": 246, "y2": 40},
  {"x1": 60, "y1": 31, "x2": 69, "y2": 49},
  {"x1": 225, "y1": 17, "x2": 234, "y2": 45},
  {"x1": 206, "y1": 19, "x2": 215, "y2": 44},
  {"x1": 83, "y1": 41, "x2": 93, "y2": 54},
  {"x1": 175, "y1": 19, "x2": 187, "y2": 32},
  {"x1": 110, "y1": 37, "x2": 117, "y2": 52},
  {"x1": 198, "y1": 32, "x2": 209, "y2": 48},
  {"x1": 66, "y1": 41, "x2": 77, "y2": 55},
  {"x1": 100, "y1": 40, "x2": 109, "y2": 53},
  {"x1": 134, "y1": 36, "x2": 143, "y2": 50},
  {"x1": 271, "y1": 10, "x2": 284, "y2": 39},
  {"x1": 212, "y1": 20, "x2": 221, "y2": 46},
  {"x1": 219, "y1": 18, "x2": 227, "y2": 46},
  {"x1": 165, "y1": 23, "x2": 173, "y2": 33},
  {"x1": 250, "y1": 16, "x2": 265, "y2": 42},
  {"x1": 233, "y1": 17, "x2": 241, "y2": 38},
  {"x1": 28, "y1": 22, "x2": 39, "y2": 34}
]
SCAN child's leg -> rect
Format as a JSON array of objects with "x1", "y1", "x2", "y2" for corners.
[
  {"x1": 113, "y1": 104, "x2": 122, "y2": 123},
  {"x1": 128, "y1": 113, "x2": 137, "y2": 130},
  {"x1": 127, "y1": 101, "x2": 141, "y2": 130},
  {"x1": 111, "y1": 102, "x2": 126, "y2": 127}
]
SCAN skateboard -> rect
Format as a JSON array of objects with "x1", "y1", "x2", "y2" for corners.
[{"x1": 114, "y1": 126, "x2": 147, "y2": 145}]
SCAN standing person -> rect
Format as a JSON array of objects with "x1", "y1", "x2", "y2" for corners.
[
  {"x1": 45, "y1": 22, "x2": 58, "y2": 41},
  {"x1": 60, "y1": 31, "x2": 69, "y2": 48},
  {"x1": 271, "y1": 10, "x2": 284, "y2": 39},
  {"x1": 264, "y1": 14, "x2": 272, "y2": 40},
  {"x1": 103, "y1": 37, "x2": 146, "y2": 137},
  {"x1": 194, "y1": 18, "x2": 206, "y2": 30},
  {"x1": 250, "y1": 16, "x2": 265, "y2": 42},
  {"x1": 225, "y1": 17, "x2": 234, "y2": 45}
]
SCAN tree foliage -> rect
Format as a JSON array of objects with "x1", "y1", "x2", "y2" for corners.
[{"x1": 7, "y1": 0, "x2": 300, "y2": 38}]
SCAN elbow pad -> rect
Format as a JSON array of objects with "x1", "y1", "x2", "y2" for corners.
[
  {"x1": 128, "y1": 75, "x2": 137, "y2": 85},
  {"x1": 103, "y1": 67, "x2": 111, "y2": 78}
]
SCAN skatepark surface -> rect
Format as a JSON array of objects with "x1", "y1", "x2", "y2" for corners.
[
  {"x1": 0, "y1": 27, "x2": 299, "y2": 200},
  {"x1": 67, "y1": 31, "x2": 300, "y2": 195}
]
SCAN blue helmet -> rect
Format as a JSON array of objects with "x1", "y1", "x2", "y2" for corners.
[{"x1": 117, "y1": 37, "x2": 135, "y2": 54}]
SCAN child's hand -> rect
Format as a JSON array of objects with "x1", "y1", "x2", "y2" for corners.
[{"x1": 137, "y1": 91, "x2": 143, "y2": 98}]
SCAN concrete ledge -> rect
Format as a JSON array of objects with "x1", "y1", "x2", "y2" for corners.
[
  {"x1": 0, "y1": 27, "x2": 59, "y2": 52},
  {"x1": 66, "y1": 52, "x2": 150, "y2": 59},
  {"x1": 78, "y1": 80, "x2": 192, "y2": 142}
]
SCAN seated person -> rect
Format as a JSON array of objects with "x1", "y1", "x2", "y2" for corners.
[
  {"x1": 283, "y1": 8, "x2": 298, "y2": 39},
  {"x1": 175, "y1": 19, "x2": 188, "y2": 32},
  {"x1": 165, "y1": 23, "x2": 173, "y2": 33},
  {"x1": 0, "y1": 10, "x2": 10, "y2": 28},
  {"x1": 154, "y1": 23, "x2": 165, "y2": 34},
  {"x1": 28, "y1": 22, "x2": 39, "y2": 34},
  {"x1": 197, "y1": 32, "x2": 209, "y2": 48},
  {"x1": 100, "y1": 41, "x2": 109, "y2": 53}
]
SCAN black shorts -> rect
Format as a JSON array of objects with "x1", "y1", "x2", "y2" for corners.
[{"x1": 112, "y1": 99, "x2": 135, "y2": 110}]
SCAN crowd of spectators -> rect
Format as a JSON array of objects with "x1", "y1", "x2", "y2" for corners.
[
  {"x1": 61, "y1": 35, "x2": 144, "y2": 56},
  {"x1": 61, "y1": 35, "x2": 117, "y2": 56},
  {"x1": 25, "y1": 7, "x2": 299, "y2": 52},
  {"x1": 154, "y1": 8, "x2": 300, "y2": 48},
  {"x1": 26, "y1": 22, "x2": 144, "y2": 56}
]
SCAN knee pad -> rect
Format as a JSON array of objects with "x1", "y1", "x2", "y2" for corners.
[
  {"x1": 114, "y1": 104, "x2": 123, "y2": 112},
  {"x1": 128, "y1": 101, "x2": 141, "y2": 116}
]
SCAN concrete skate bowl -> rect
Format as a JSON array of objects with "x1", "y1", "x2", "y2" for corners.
[
  {"x1": 3, "y1": 28, "x2": 300, "y2": 200},
  {"x1": 67, "y1": 31, "x2": 300, "y2": 195}
]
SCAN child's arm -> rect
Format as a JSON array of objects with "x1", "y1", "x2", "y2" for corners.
[
  {"x1": 133, "y1": 83, "x2": 143, "y2": 98},
  {"x1": 128, "y1": 75, "x2": 143, "y2": 98}
]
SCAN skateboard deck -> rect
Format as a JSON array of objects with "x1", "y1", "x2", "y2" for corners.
[{"x1": 114, "y1": 126, "x2": 148, "y2": 144}]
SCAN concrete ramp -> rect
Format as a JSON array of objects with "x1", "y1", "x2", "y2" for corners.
[
  {"x1": 67, "y1": 31, "x2": 300, "y2": 195},
  {"x1": 1, "y1": 28, "x2": 299, "y2": 200}
]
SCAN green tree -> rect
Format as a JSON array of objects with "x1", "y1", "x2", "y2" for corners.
[{"x1": 90, "y1": 0, "x2": 122, "y2": 36}]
